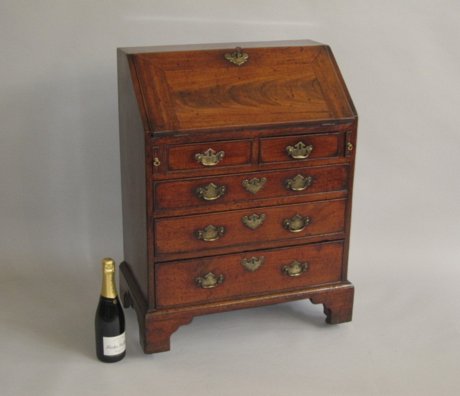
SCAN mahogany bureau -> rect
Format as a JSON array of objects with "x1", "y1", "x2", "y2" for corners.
[{"x1": 117, "y1": 40, "x2": 357, "y2": 353}]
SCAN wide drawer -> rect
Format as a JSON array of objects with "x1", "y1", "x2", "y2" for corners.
[
  {"x1": 154, "y1": 164, "x2": 349, "y2": 213},
  {"x1": 154, "y1": 199, "x2": 346, "y2": 256},
  {"x1": 155, "y1": 240, "x2": 344, "y2": 308},
  {"x1": 167, "y1": 139, "x2": 252, "y2": 171},
  {"x1": 260, "y1": 132, "x2": 346, "y2": 164}
]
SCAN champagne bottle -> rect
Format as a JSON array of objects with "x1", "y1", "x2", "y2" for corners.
[{"x1": 95, "y1": 258, "x2": 126, "y2": 362}]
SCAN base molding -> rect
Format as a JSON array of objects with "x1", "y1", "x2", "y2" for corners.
[{"x1": 120, "y1": 261, "x2": 354, "y2": 354}]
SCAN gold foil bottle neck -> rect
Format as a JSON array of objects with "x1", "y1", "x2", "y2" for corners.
[
  {"x1": 102, "y1": 258, "x2": 115, "y2": 273},
  {"x1": 101, "y1": 258, "x2": 117, "y2": 299}
]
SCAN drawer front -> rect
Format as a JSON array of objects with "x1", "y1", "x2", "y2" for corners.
[
  {"x1": 260, "y1": 132, "x2": 345, "y2": 164},
  {"x1": 154, "y1": 199, "x2": 346, "y2": 256},
  {"x1": 167, "y1": 140, "x2": 252, "y2": 171},
  {"x1": 155, "y1": 241, "x2": 344, "y2": 308},
  {"x1": 155, "y1": 164, "x2": 349, "y2": 212}
]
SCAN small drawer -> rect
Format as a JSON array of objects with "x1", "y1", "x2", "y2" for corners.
[
  {"x1": 154, "y1": 199, "x2": 346, "y2": 257},
  {"x1": 154, "y1": 164, "x2": 349, "y2": 213},
  {"x1": 155, "y1": 241, "x2": 344, "y2": 308},
  {"x1": 260, "y1": 132, "x2": 345, "y2": 164},
  {"x1": 167, "y1": 139, "x2": 252, "y2": 171}
]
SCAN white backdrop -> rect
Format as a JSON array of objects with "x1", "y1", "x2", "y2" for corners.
[{"x1": 1, "y1": 1, "x2": 459, "y2": 395}]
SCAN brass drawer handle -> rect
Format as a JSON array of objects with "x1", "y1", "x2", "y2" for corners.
[
  {"x1": 195, "y1": 182, "x2": 226, "y2": 201},
  {"x1": 286, "y1": 141, "x2": 313, "y2": 159},
  {"x1": 282, "y1": 260, "x2": 309, "y2": 277},
  {"x1": 285, "y1": 174, "x2": 313, "y2": 191},
  {"x1": 195, "y1": 225, "x2": 225, "y2": 242},
  {"x1": 283, "y1": 214, "x2": 311, "y2": 233},
  {"x1": 242, "y1": 177, "x2": 267, "y2": 194},
  {"x1": 241, "y1": 256, "x2": 265, "y2": 272},
  {"x1": 242, "y1": 213, "x2": 266, "y2": 230},
  {"x1": 195, "y1": 272, "x2": 225, "y2": 289},
  {"x1": 195, "y1": 148, "x2": 225, "y2": 166},
  {"x1": 224, "y1": 47, "x2": 249, "y2": 66}
]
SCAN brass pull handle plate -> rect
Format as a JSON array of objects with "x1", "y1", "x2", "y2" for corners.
[
  {"x1": 286, "y1": 141, "x2": 314, "y2": 160},
  {"x1": 195, "y1": 225, "x2": 225, "y2": 242},
  {"x1": 282, "y1": 260, "x2": 308, "y2": 277},
  {"x1": 224, "y1": 47, "x2": 249, "y2": 66},
  {"x1": 283, "y1": 214, "x2": 311, "y2": 233},
  {"x1": 195, "y1": 148, "x2": 225, "y2": 166},
  {"x1": 285, "y1": 174, "x2": 313, "y2": 191},
  {"x1": 195, "y1": 182, "x2": 226, "y2": 201},
  {"x1": 242, "y1": 177, "x2": 267, "y2": 194},
  {"x1": 195, "y1": 272, "x2": 225, "y2": 288},
  {"x1": 241, "y1": 256, "x2": 265, "y2": 272},
  {"x1": 242, "y1": 213, "x2": 266, "y2": 230}
]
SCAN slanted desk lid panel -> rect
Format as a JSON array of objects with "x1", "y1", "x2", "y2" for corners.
[{"x1": 129, "y1": 43, "x2": 356, "y2": 133}]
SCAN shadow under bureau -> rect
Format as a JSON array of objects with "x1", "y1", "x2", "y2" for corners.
[{"x1": 117, "y1": 40, "x2": 357, "y2": 353}]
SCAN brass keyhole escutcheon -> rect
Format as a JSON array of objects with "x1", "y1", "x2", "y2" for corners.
[
  {"x1": 224, "y1": 47, "x2": 249, "y2": 66},
  {"x1": 242, "y1": 213, "x2": 266, "y2": 230},
  {"x1": 241, "y1": 256, "x2": 265, "y2": 272},
  {"x1": 242, "y1": 177, "x2": 267, "y2": 194}
]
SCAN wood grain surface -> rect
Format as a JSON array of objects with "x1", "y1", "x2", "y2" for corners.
[
  {"x1": 129, "y1": 44, "x2": 356, "y2": 132},
  {"x1": 155, "y1": 241, "x2": 344, "y2": 308},
  {"x1": 118, "y1": 40, "x2": 357, "y2": 353},
  {"x1": 154, "y1": 163, "x2": 349, "y2": 214},
  {"x1": 154, "y1": 199, "x2": 346, "y2": 257}
]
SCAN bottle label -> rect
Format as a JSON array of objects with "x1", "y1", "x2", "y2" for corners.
[{"x1": 103, "y1": 332, "x2": 126, "y2": 356}]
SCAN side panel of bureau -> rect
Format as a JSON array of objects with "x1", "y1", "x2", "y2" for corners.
[
  {"x1": 118, "y1": 51, "x2": 150, "y2": 301},
  {"x1": 324, "y1": 46, "x2": 358, "y2": 281}
]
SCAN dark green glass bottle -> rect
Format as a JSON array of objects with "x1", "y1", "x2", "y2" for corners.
[{"x1": 95, "y1": 258, "x2": 126, "y2": 362}]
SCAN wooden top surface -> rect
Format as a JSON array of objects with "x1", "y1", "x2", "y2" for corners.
[{"x1": 120, "y1": 40, "x2": 357, "y2": 133}]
